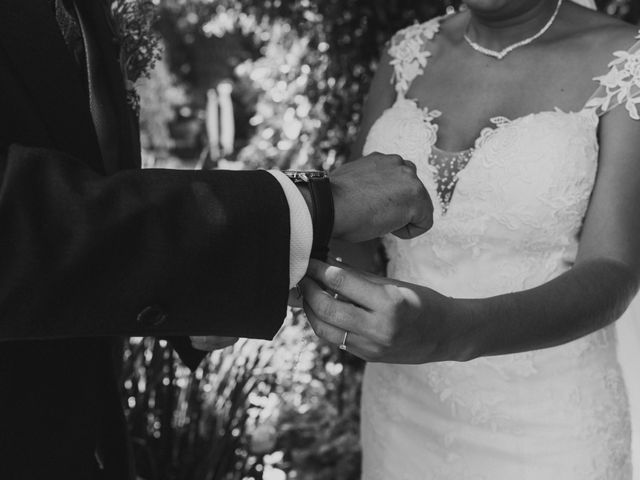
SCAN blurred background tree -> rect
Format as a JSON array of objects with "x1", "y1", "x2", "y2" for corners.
[{"x1": 118, "y1": 1, "x2": 640, "y2": 479}]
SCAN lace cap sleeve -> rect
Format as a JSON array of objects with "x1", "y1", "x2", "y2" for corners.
[
  {"x1": 585, "y1": 32, "x2": 640, "y2": 120},
  {"x1": 387, "y1": 17, "x2": 442, "y2": 96}
]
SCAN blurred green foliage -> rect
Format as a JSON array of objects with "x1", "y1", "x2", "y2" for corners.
[
  {"x1": 147, "y1": 0, "x2": 639, "y2": 169},
  {"x1": 153, "y1": 0, "x2": 455, "y2": 168},
  {"x1": 124, "y1": 314, "x2": 364, "y2": 480},
  {"x1": 124, "y1": 1, "x2": 640, "y2": 480}
]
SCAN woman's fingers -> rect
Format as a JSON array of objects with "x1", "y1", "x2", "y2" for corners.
[
  {"x1": 303, "y1": 301, "x2": 378, "y2": 359},
  {"x1": 306, "y1": 259, "x2": 387, "y2": 310},
  {"x1": 300, "y1": 277, "x2": 371, "y2": 336},
  {"x1": 300, "y1": 273, "x2": 412, "y2": 362}
]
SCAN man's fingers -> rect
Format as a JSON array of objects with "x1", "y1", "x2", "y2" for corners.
[
  {"x1": 392, "y1": 223, "x2": 431, "y2": 239},
  {"x1": 391, "y1": 225, "x2": 412, "y2": 239},
  {"x1": 190, "y1": 336, "x2": 239, "y2": 351},
  {"x1": 191, "y1": 340, "x2": 237, "y2": 351},
  {"x1": 412, "y1": 183, "x2": 435, "y2": 233},
  {"x1": 392, "y1": 184, "x2": 434, "y2": 239},
  {"x1": 404, "y1": 160, "x2": 417, "y2": 173},
  {"x1": 394, "y1": 180, "x2": 434, "y2": 239},
  {"x1": 306, "y1": 260, "x2": 386, "y2": 310}
]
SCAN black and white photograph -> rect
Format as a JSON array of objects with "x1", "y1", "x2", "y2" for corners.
[{"x1": 1, "y1": 0, "x2": 640, "y2": 479}]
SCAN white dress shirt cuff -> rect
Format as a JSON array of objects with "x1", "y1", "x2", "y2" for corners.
[{"x1": 267, "y1": 170, "x2": 313, "y2": 288}]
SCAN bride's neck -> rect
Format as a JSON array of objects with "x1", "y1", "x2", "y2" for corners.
[{"x1": 465, "y1": 0, "x2": 561, "y2": 50}]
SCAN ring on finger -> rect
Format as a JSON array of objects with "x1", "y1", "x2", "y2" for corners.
[{"x1": 339, "y1": 331, "x2": 349, "y2": 351}]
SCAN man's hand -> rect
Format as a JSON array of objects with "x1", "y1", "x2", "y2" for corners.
[
  {"x1": 300, "y1": 260, "x2": 468, "y2": 364},
  {"x1": 330, "y1": 153, "x2": 434, "y2": 242},
  {"x1": 190, "y1": 336, "x2": 239, "y2": 352}
]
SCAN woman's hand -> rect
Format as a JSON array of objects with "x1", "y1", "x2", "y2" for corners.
[{"x1": 300, "y1": 259, "x2": 467, "y2": 364}]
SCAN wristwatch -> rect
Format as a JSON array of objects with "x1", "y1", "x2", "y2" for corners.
[{"x1": 283, "y1": 170, "x2": 334, "y2": 261}]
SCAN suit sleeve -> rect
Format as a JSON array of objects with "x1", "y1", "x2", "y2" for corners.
[{"x1": 0, "y1": 144, "x2": 290, "y2": 341}]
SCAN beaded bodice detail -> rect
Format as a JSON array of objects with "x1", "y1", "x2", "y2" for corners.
[
  {"x1": 360, "y1": 17, "x2": 640, "y2": 480},
  {"x1": 428, "y1": 147, "x2": 473, "y2": 214}
]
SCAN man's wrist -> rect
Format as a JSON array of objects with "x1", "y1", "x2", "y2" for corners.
[{"x1": 284, "y1": 170, "x2": 334, "y2": 261}]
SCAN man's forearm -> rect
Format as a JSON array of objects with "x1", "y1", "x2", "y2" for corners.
[
  {"x1": 0, "y1": 145, "x2": 291, "y2": 340},
  {"x1": 455, "y1": 259, "x2": 640, "y2": 360}
]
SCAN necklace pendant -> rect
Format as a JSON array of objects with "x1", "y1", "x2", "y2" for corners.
[{"x1": 472, "y1": 45, "x2": 508, "y2": 61}]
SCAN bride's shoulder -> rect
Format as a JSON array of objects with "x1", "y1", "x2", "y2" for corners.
[
  {"x1": 587, "y1": 22, "x2": 636, "y2": 55},
  {"x1": 555, "y1": 5, "x2": 638, "y2": 79},
  {"x1": 561, "y1": 5, "x2": 638, "y2": 57}
]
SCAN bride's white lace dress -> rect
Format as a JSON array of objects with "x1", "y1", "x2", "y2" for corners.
[{"x1": 360, "y1": 17, "x2": 640, "y2": 480}]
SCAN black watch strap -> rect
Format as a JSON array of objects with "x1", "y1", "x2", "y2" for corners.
[
  {"x1": 283, "y1": 171, "x2": 334, "y2": 261},
  {"x1": 307, "y1": 175, "x2": 334, "y2": 261}
]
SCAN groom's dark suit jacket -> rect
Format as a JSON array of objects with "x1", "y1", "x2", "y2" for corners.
[{"x1": 0, "y1": 1, "x2": 291, "y2": 478}]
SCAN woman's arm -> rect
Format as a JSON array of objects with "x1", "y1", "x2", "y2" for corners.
[
  {"x1": 301, "y1": 105, "x2": 640, "y2": 364},
  {"x1": 454, "y1": 104, "x2": 640, "y2": 359}
]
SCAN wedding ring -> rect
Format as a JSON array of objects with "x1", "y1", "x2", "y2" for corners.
[{"x1": 339, "y1": 331, "x2": 349, "y2": 351}]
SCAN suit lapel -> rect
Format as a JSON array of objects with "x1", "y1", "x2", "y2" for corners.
[{"x1": 0, "y1": 0, "x2": 104, "y2": 173}]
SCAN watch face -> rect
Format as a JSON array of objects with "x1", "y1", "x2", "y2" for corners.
[
  {"x1": 284, "y1": 170, "x2": 327, "y2": 182},
  {"x1": 305, "y1": 171, "x2": 328, "y2": 179}
]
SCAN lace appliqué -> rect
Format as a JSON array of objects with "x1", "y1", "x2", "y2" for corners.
[
  {"x1": 388, "y1": 17, "x2": 442, "y2": 94},
  {"x1": 586, "y1": 32, "x2": 640, "y2": 119}
]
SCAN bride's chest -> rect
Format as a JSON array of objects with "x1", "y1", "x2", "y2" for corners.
[
  {"x1": 405, "y1": 54, "x2": 599, "y2": 153},
  {"x1": 363, "y1": 101, "x2": 600, "y2": 241}
]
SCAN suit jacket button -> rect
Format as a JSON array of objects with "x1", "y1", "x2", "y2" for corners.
[{"x1": 137, "y1": 305, "x2": 168, "y2": 326}]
